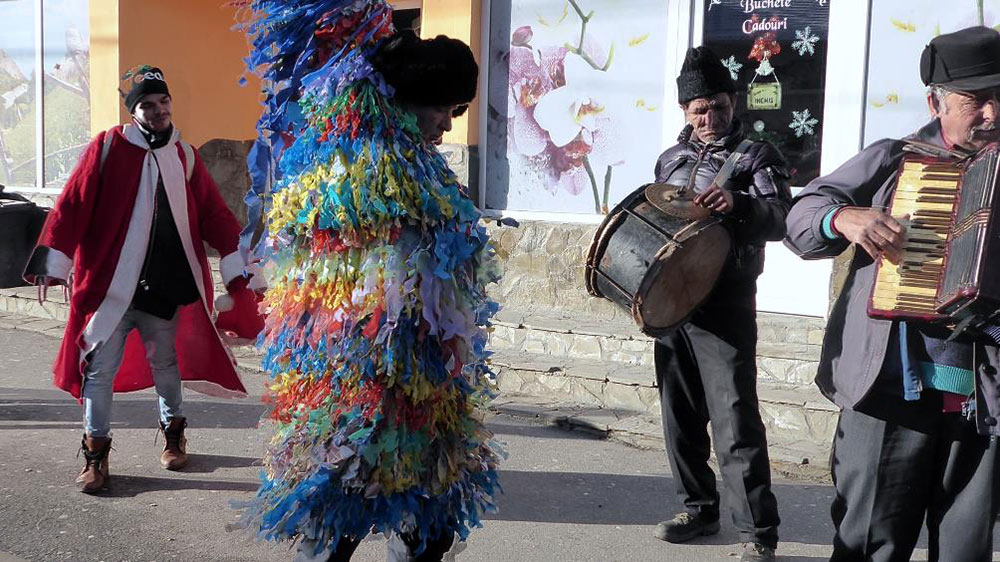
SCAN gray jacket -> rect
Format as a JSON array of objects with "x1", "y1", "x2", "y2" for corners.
[{"x1": 784, "y1": 120, "x2": 1000, "y2": 436}]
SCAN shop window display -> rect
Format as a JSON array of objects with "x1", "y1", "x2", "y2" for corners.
[
  {"x1": 43, "y1": 0, "x2": 91, "y2": 189},
  {"x1": 864, "y1": 0, "x2": 1000, "y2": 146},
  {"x1": 0, "y1": 0, "x2": 90, "y2": 191},
  {"x1": 702, "y1": 0, "x2": 830, "y2": 186},
  {"x1": 484, "y1": 0, "x2": 670, "y2": 214}
]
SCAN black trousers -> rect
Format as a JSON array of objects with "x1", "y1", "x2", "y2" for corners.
[
  {"x1": 654, "y1": 286, "x2": 780, "y2": 548},
  {"x1": 830, "y1": 393, "x2": 1000, "y2": 562},
  {"x1": 294, "y1": 532, "x2": 454, "y2": 562}
]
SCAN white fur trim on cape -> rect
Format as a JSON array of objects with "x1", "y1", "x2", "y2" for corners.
[
  {"x1": 44, "y1": 248, "x2": 72, "y2": 281},
  {"x1": 219, "y1": 251, "x2": 245, "y2": 286},
  {"x1": 248, "y1": 274, "x2": 268, "y2": 292},
  {"x1": 81, "y1": 125, "x2": 172, "y2": 352},
  {"x1": 182, "y1": 380, "x2": 247, "y2": 399},
  {"x1": 214, "y1": 293, "x2": 235, "y2": 312}
]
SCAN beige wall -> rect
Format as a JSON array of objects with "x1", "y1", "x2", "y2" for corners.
[
  {"x1": 420, "y1": 0, "x2": 481, "y2": 147},
  {"x1": 89, "y1": 1, "x2": 481, "y2": 147},
  {"x1": 90, "y1": 0, "x2": 261, "y2": 145},
  {"x1": 88, "y1": 0, "x2": 120, "y2": 138}
]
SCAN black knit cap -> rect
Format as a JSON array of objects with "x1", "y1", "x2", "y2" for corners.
[
  {"x1": 371, "y1": 30, "x2": 478, "y2": 110},
  {"x1": 121, "y1": 65, "x2": 170, "y2": 113},
  {"x1": 677, "y1": 46, "x2": 736, "y2": 104}
]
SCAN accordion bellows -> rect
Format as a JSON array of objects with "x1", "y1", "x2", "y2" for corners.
[{"x1": 228, "y1": 0, "x2": 503, "y2": 554}]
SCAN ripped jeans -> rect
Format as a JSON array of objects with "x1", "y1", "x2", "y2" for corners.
[{"x1": 82, "y1": 308, "x2": 183, "y2": 437}]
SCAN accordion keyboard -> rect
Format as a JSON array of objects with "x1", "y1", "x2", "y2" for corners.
[{"x1": 869, "y1": 158, "x2": 962, "y2": 318}]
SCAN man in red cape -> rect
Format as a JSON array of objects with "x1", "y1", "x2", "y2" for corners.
[{"x1": 24, "y1": 65, "x2": 257, "y2": 493}]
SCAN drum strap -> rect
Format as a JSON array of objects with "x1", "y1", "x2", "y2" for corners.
[{"x1": 712, "y1": 139, "x2": 754, "y2": 190}]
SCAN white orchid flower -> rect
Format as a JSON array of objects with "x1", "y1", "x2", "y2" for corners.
[{"x1": 532, "y1": 55, "x2": 610, "y2": 147}]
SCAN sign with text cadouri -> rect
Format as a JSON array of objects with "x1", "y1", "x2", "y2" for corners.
[{"x1": 702, "y1": 0, "x2": 830, "y2": 185}]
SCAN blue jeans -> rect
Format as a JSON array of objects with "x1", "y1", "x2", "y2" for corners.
[{"x1": 82, "y1": 308, "x2": 183, "y2": 437}]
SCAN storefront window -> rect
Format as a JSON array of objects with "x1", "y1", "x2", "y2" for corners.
[
  {"x1": 702, "y1": 0, "x2": 830, "y2": 186},
  {"x1": 43, "y1": 0, "x2": 90, "y2": 189},
  {"x1": 0, "y1": 0, "x2": 37, "y2": 188},
  {"x1": 484, "y1": 0, "x2": 670, "y2": 214},
  {"x1": 864, "y1": 1, "x2": 997, "y2": 146}
]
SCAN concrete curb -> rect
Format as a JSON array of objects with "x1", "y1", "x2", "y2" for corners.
[{"x1": 490, "y1": 394, "x2": 833, "y2": 484}]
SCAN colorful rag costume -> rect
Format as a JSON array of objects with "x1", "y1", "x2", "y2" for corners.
[{"x1": 230, "y1": 0, "x2": 502, "y2": 554}]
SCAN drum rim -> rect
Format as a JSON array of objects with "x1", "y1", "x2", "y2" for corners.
[{"x1": 585, "y1": 184, "x2": 658, "y2": 298}]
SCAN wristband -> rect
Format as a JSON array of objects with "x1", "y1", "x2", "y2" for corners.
[
  {"x1": 821, "y1": 206, "x2": 846, "y2": 240},
  {"x1": 830, "y1": 206, "x2": 847, "y2": 238}
]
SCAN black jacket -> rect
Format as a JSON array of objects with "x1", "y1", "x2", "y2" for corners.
[
  {"x1": 653, "y1": 122, "x2": 792, "y2": 283},
  {"x1": 131, "y1": 125, "x2": 200, "y2": 319}
]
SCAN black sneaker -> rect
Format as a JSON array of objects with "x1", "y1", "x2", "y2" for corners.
[
  {"x1": 740, "y1": 542, "x2": 776, "y2": 562},
  {"x1": 654, "y1": 512, "x2": 721, "y2": 543}
]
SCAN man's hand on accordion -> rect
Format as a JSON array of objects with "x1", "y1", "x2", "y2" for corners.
[{"x1": 833, "y1": 207, "x2": 907, "y2": 264}]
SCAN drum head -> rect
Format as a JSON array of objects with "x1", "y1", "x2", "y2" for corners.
[
  {"x1": 634, "y1": 220, "x2": 731, "y2": 336},
  {"x1": 645, "y1": 183, "x2": 712, "y2": 220}
]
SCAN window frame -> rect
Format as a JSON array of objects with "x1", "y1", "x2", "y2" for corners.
[{"x1": 6, "y1": 0, "x2": 93, "y2": 195}]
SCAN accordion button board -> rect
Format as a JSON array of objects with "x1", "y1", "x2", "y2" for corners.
[
  {"x1": 868, "y1": 144, "x2": 1000, "y2": 325},
  {"x1": 869, "y1": 157, "x2": 960, "y2": 321}
]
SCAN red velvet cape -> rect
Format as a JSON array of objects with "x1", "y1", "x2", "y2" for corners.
[{"x1": 34, "y1": 126, "x2": 248, "y2": 399}]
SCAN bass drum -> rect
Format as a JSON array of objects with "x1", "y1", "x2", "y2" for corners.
[{"x1": 585, "y1": 183, "x2": 731, "y2": 337}]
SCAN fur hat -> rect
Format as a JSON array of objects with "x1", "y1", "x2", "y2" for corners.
[
  {"x1": 676, "y1": 46, "x2": 736, "y2": 105},
  {"x1": 372, "y1": 30, "x2": 478, "y2": 111}
]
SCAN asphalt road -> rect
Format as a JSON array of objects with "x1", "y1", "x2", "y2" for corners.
[{"x1": 0, "y1": 327, "x2": 992, "y2": 561}]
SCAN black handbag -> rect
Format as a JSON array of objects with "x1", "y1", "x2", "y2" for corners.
[{"x1": 0, "y1": 184, "x2": 50, "y2": 288}]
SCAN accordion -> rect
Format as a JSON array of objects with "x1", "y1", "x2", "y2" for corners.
[{"x1": 868, "y1": 144, "x2": 1000, "y2": 326}]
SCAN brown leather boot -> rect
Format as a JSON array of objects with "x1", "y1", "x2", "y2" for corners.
[
  {"x1": 159, "y1": 417, "x2": 188, "y2": 470},
  {"x1": 76, "y1": 435, "x2": 111, "y2": 494}
]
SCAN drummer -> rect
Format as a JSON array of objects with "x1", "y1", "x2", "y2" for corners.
[{"x1": 649, "y1": 46, "x2": 790, "y2": 562}]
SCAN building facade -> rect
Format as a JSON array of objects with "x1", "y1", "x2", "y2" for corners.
[
  {"x1": 4, "y1": 0, "x2": 983, "y2": 316},
  {"x1": 1, "y1": 3, "x2": 994, "y2": 446}
]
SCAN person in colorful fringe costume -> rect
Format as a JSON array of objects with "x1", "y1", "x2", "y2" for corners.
[{"x1": 229, "y1": 3, "x2": 502, "y2": 561}]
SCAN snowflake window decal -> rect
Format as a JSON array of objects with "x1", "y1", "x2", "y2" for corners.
[
  {"x1": 792, "y1": 26, "x2": 819, "y2": 56},
  {"x1": 789, "y1": 109, "x2": 819, "y2": 137},
  {"x1": 721, "y1": 56, "x2": 743, "y2": 81}
]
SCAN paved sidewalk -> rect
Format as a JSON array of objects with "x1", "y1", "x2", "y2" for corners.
[
  {"x1": 0, "y1": 307, "x2": 832, "y2": 484},
  {"x1": 2, "y1": 318, "x2": 999, "y2": 561}
]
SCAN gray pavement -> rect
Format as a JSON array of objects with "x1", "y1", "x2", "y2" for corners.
[{"x1": 0, "y1": 326, "x2": 994, "y2": 561}]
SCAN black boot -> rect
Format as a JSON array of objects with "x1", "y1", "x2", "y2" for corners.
[{"x1": 654, "y1": 511, "x2": 721, "y2": 543}]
